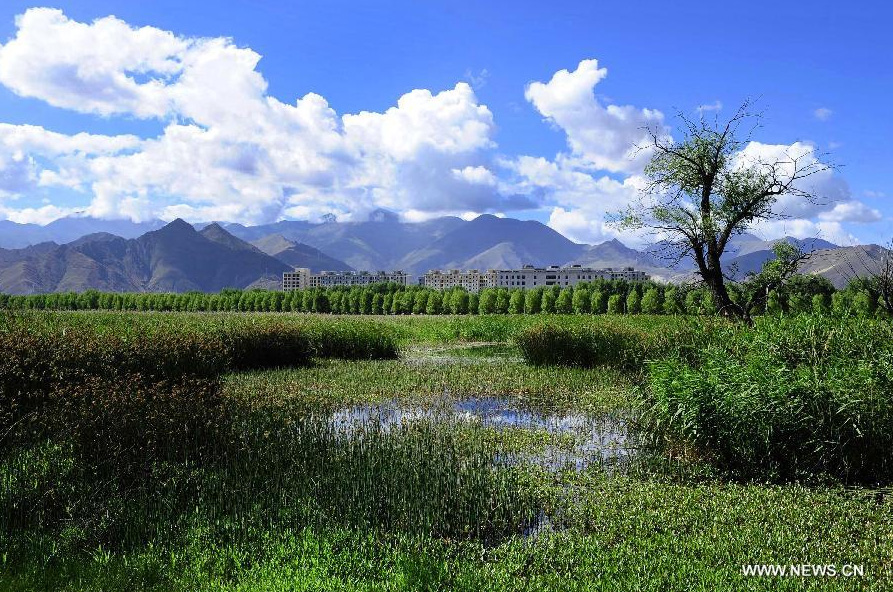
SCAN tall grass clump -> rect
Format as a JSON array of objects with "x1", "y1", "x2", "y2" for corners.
[
  {"x1": 0, "y1": 313, "x2": 395, "y2": 546},
  {"x1": 302, "y1": 319, "x2": 399, "y2": 359},
  {"x1": 214, "y1": 409, "x2": 539, "y2": 545},
  {"x1": 515, "y1": 317, "x2": 706, "y2": 370},
  {"x1": 0, "y1": 314, "x2": 400, "y2": 455},
  {"x1": 639, "y1": 315, "x2": 893, "y2": 484},
  {"x1": 223, "y1": 321, "x2": 315, "y2": 370}
]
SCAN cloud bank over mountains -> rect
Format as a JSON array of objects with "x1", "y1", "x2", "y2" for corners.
[{"x1": 0, "y1": 7, "x2": 880, "y2": 245}]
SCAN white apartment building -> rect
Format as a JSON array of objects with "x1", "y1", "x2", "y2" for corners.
[
  {"x1": 420, "y1": 269, "x2": 499, "y2": 293},
  {"x1": 287, "y1": 264, "x2": 646, "y2": 291},
  {"x1": 282, "y1": 268, "x2": 310, "y2": 290},
  {"x1": 283, "y1": 268, "x2": 409, "y2": 290},
  {"x1": 497, "y1": 265, "x2": 647, "y2": 288}
]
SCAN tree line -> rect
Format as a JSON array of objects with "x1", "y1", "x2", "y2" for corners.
[{"x1": 1, "y1": 275, "x2": 889, "y2": 318}]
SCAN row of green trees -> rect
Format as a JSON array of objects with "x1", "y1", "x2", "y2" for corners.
[{"x1": 1, "y1": 275, "x2": 889, "y2": 318}]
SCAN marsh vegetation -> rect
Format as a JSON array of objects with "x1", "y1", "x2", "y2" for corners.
[{"x1": 1, "y1": 311, "x2": 891, "y2": 590}]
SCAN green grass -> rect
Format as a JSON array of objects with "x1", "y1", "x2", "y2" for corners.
[
  {"x1": 640, "y1": 315, "x2": 893, "y2": 484},
  {"x1": 2, "y1": 311, "x2": 892, "y2": 591},
  {"x1": 223, "y1": 358, "x2": 632, "y2": 414},
  {"x1": 4, "y1": 479, "x2": 890, "y2": 591}
]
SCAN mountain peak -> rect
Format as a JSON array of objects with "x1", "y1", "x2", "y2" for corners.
[
  {"x1": 251, "y1": 233, "x2": 296, "y2": 255},
  {"x1": 200, "y1": 223, "x2": 267, "y2": 255},
  {"x1": 67, "y1": 232, "x2": 123, "y2": 247},
  {"x1": 147, "y1": 219, "x2": 198, "y2": 240},
  {"x1": 199, "y1": 222, "x2": 228, "y2": 237},
  {"x1": 164, "y1": 218, "x2": 195, "y2": 231},
  {"x1": 368, "y1": 208, "x2": 399, "y2": 223}
]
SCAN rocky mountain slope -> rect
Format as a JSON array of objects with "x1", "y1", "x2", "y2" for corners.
[{"x1": 0, "y1": 220, "x2": 289, "y2": 294}]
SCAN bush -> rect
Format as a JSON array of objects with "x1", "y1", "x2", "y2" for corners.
[
  {"x1": 639, "y1": 316, "x2": 893, "y2": 484},
  {"x1": 524, "y1": 290, "x2": 542, "y2": 315},
  {"x1": 225, "y1": 323, "x2": 314, "y2": 370},
  {"x1": 515, "y1": 320, "x2": 702, "y2": 370},
  {"x1": 572, "y1": 287, "x2": 591, "y2": 314},
  {"x1": 0, "y1": 316, "x2": 398, "y2": 438},
  {"x1": 812, "y1": 293, "x2": 830, "y2": 315},
  {"x1": 663, "y1": 288, "x2": 681, "y2": 314},
  {"x1": 0, "y1": 312, "x2": 534, "y2": 553}
]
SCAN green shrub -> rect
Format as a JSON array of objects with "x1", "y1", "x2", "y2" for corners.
[
  {"x1": 812, "y1": 293, "x2": 830, "y2": 315},
  {"x1": 508, "y1": 290, "x2": 525, "y2": 314},
  {"x1": 524, "y1": 289, "x2": 542, "y2": 314},
  {"x1": 663, "y1": 287, "x2": 681, "y2": 314},
  {"x1": 831, "y1": 291, "x2": 852, "y2": 317},
  {"x1": 852, "y1": 291, "x2": 877, "y2": 318},
  {"x1": 639, "y1": 316, "x2": 893, "y2": 484},
  {"x1": 541, "y1": 290, "x2": 556, "y2": 314},
  {"x1": 225, "y1": 323, "x2": 314, "y2": 370},
  {"x1": 515, "y1": 320, "x2": 702, "y2": 370},
  {"x1": 556, "y1": 288, "x2": 573, "y2": 314},
  {"x1": 684, "y1": 290, "x2": 702, "y2": 315}
]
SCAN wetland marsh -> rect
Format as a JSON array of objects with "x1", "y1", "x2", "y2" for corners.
[{"x1": 1, "y1": 312, "x2": 890, "y2": 590}]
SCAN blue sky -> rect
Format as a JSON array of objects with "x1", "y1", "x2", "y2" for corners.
[{"x1": 0, "y1": 1, "x2": 889, "y2": 245}]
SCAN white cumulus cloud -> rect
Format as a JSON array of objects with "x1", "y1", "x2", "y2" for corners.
[
  {"x1": 818, "y1": 201, "x2": 882, "y2": 223},
  {"x1": 0, "y1": 8, "x2": 188, "y2": 118},
  {"x1": 0, "y1": 8, "x2": 526, "y2": 224},
  {"x1": 525, "y1": 59, "x2": 666, "y2": 173},
  {"x1": 502, "y1": 154, "x2": 645, "y2": 244}
]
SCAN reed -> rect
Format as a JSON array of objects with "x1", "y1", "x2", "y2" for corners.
[
  {"x1": 639, "y1": 315, "x2": 893, "y2": 483},
  {"x1": 514, "y1": 317, "x2": 705, "y2": 370}
]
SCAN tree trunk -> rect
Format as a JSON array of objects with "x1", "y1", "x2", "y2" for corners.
[{"x1": 702, "y1": 243, "x2": 744, "y2": 321}]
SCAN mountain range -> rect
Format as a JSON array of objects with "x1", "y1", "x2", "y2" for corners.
[
  {"x1": 0, "y1": 212, "x2": 886, "y2": 294},
  {"x1": 0, "y1": 221, "x2": 290, "y2": 294}
]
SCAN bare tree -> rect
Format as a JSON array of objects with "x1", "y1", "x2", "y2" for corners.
[{"x1": 611, "y1": 101, "x2": 832, "y2": 321}]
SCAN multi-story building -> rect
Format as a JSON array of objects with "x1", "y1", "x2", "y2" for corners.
[
  {"x1": 287, "y1": 264, "x2": 646, "y2": 292},
  {"x1": 282, "y1": 268, "x2": 311, "y2": 290},
  {"x1": 420, "y1": 269, "x2": 498, "y2": 293},
  {"x1": 283, "y1": 268, "x2": 409, "y2": 290},
  {"x1": 497, "y1": 264, "x2": 647, "y2": 289}
]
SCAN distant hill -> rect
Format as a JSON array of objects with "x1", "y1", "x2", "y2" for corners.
[
  {"x1": 220, "y1": 211, "x2": 585, "y2": 276},
  {"x1": 0, "y1": 217, "x2": 165, "y2": 249},
  {"x1": 724, "y1": 236, "x2": 839, "y2": 278},
  {"x1": 797, "y1": 245, "x2": 891, "y2": 288},
  {"x1": 569, "y1": 238, "x2": 681, "y2": 280},
  {"x1": 0, "y1": 220, "x2": 290, "y2": 294},
  {"x1": 218, "y1": 209, "x2": 465, "y2": 272},
  {"x1": 251, "y1": 234, "x2": 353, "y2": 272},
  {"x1": 459, "y1": 242, "x2": 545, "y2": 271},
  {"x1": 394, "y1": 214, "x2": 585, "y2": 274}
]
